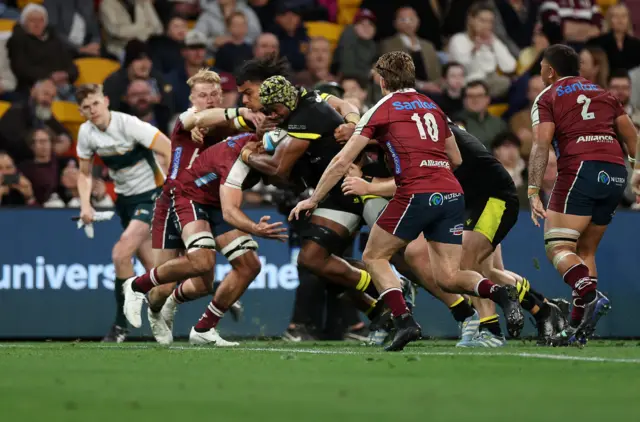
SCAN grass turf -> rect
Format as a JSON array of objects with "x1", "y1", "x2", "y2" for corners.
[{"x1": 1, "y1": 340, "x2": 639, "y2": 422}]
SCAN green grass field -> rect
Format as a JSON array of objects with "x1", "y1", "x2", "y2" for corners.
[{"x1": 1, "y1": 340, "x2": 639, "y2": 422}]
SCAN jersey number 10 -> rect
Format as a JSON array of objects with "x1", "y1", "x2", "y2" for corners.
[
  {"x1": 577, "y1": 94, "x2": 595, "y2": 121},
  {"x1": 411, "y1": 112, "x2": 439, "y2": 142}
]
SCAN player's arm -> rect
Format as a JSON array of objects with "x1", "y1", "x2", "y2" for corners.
[
  {"x1": 342, "y1": 176, "x2": 397, "y2": 197},
  {"x1": 323, "y1": 94, "x2": 361, "y2": 142},
  {"x1": 244, "y1": 135, "x2": 309, "y2": 179},
  {"x1": 613, "y1": 114, "x2": 639, "y2": 165},
  {"x1": 444, "y1": 133, "x2": 462, "y2": 169},
  {"x1": 182, "y1": 107, "x2": 251, "y2": 131},
  {"x1": 528, "y1": 122, "x2": 554, "y2": 191},
  {"x1": 76, "y1": 126, "x2": 95, "y2": 223}
]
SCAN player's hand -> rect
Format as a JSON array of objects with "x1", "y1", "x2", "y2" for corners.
[
  {"x1": 252, "y1": 215, "x2": 288, "y2": 242},
  {"x1": 256, "y1": 116, "x2": 279, "y2": 139},
  {"x1": 631, "y1": 169, "x2": 640, "y2": 195},
  {"x1": 334, "y1": 123, "x2": 355, "y2": 143},
  {"x1": 288, "y1": 198, "x2": 319, "y2": 221},
  {"x1": 80, "y1": 205, "x2": 96, "y2": 225},
  {"x1": 342, "y1": 176, "x2": 369, "y2": 196},
  {"x1": 191, "y1": 127, "x2": 207, "y2": 143},
  {"x1": 529, "y1": 194, "x2": 547, "y2": 227},
  {"x1": 242, "y1": 109, "x2": 266, "y2": 129}
]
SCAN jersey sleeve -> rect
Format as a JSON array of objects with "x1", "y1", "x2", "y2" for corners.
[
  {"x1": 609, "y1": 94, "x2": 627, "y2": 119},
  {"x1": 531, "y1": 89, "x2": 553, "y2": 126},
  {"x1": 76, "y1": 124, "x2": 94, "y2": 160},
  {"x1": 223, "y1": 157, "x2": 251, "y2": 189},
  {"x1": 125, "y1": 114, "x2": 161, "y2": 149},
  {"x1": 354, "y1": 99, "x2": 387, "y2": 139}
]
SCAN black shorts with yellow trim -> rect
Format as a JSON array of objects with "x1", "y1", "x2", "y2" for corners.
[{"x1": 464, "y1": 195, "x2": 519, "y2": 249}]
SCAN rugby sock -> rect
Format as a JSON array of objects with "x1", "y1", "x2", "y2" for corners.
[
  {"x1": 132, "y1": 268, "x2": 159, "y2": 294},
  {"x1": 379, "y1": 288, "x2": 409, "y2": 318},
  {"x1": 569, "y1": 277, "x2": 595, "y2": 327},
  {"x1": 479, "y1": 314, "x2": 502, "y2": 337},
  {"x1": 194, "y1": 301, "x2": 228, "y2": 332},
  {"x1": 172, "y1": 282, "x2": 195, "y2": 304},
  {"x1": 114, "y1": 277, "x2": 128, "y2": 327},
  {"x1": 562, "y1": 264, "x2": 596, "y2": 302},
  {"x1": 449, "y1": 297, "x2": 475, "y2": 322},
  {"x1": 474, "y1": 279, "x2": 500, "y2": 301},
  {"x1": 356, "y1": 270, "x2": 372, "y2": 292},
  {"x1": 532, "y1": 302, "x2": 551, "y2": 322}
]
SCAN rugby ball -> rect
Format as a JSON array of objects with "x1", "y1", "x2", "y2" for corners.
[{"x1": 262, "y1": 129, "x2": 288, "y2": 153}]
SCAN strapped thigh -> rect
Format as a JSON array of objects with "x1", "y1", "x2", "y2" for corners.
[{"x1": 219, "y1": 235, "x2": 258, "y2": 261}]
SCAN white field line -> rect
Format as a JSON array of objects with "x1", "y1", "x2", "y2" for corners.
[{"x1": 1, "y1": 343, "x2": 639, "y2": 364}]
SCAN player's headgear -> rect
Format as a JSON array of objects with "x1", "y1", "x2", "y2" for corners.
[
  {"x1": 259, "y1": 75, "x2": 299, "y2": 111},
  {"x1": 543, "y1": 44, "x2": 580, "y2": 77}
]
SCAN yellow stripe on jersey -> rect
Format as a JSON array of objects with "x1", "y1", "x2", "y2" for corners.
[
  {"x1": 288, "y1": 132, "x2": 321, "y2": 140},
  {"x1": 473, "y1": 197, "x2": 506, "y2": 243},
  {"x1": 148, "y1": 131, "x2": 161, "y2": 150}
]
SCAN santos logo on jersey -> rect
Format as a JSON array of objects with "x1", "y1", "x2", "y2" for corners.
[
  {"x1": 392, "y1": 100, "x2": 438, "y2": 111},
  {"x1": 556, "y1": 81, "x2": 600, "y2": 97}
]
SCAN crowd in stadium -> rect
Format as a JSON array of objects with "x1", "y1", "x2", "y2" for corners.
[{"x1": 0, "y1": 0, "x2": 639, "y2": 209}]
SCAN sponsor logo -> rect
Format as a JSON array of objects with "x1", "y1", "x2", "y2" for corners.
[
  {"x1": 195, "y1": 172, "x2": 218, "y2": 187},
  {"x1": 556, "y1": 81, "x2": 600, "y2": 97},
  {"x1": 576, "y1": 135, "x2": 614, "y2": 143},
  {"x1": 225, "y1": 132, "x2": 254, "y2": 148},
  {"x1": 169, "y1": 146, "x2": 183, "y2": 180},
  {"x1": 392, "y1": 100, "x2": 437, "y2": 111},
  {"x1": 385, "y1": 141, "x2": 402, "y2": 175},
  {"x1": 449, "y1": 224, "x2": 464, "y2": 236},
  {"x1": 288, "y1": 125, "x2": 307, "y2": 130},
  {"x1": 134, "y1": 209, "x2": 149, "y2": 216},
  {"x1": 444, "y1": 193, "x2": 461, "y2": 200},
  {"x1": 429, "y1": 193, "x2": 444, "y2": 206},
  {"x1": 598, "y1": 171, "x2": 610, "y2": 185},
  {"x1": 574, "y1": 277, "x2": 593, "y2": 291},
  {"x1": 420, "y1": 159, "x2": 450, "y2": 169}
]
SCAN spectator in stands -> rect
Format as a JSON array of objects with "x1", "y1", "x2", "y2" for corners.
[
  {"x1": 166, "y1": 30, "x2": 208, "y2": 112},
  {"x1": 540, "y1": 0, "x2": 602, "y2": 47},
  {"x1": 44, "y1": 0, "x2": 102, "y2": 57},
  {"x1": 0, "y1": 79, "x2": 71, "y2": 163},
  {"x1": 580, "y1": 45, "x2": 610, "y2": 89},
  {"x1": 0, "y1": 151, "x2": 35, "y2": 206},
  {"x1": 490, "y1": 0, "x2": 539, "y2": 57},
  {"x1": 215, "y1": 12, "x2": 254, "y2": 74},
  {"x1": 434, "y1": 62, "x2": 465, "y2": 116},
  {"x1": 449, "y1": 3, "x2": 516, "y2": 98},
  {"x1": 608, "y1": 69, "x2": 640, "y2": 129},
  {"x1": 17, "y1": 128, "x2": 60, "y2": 205},
  {"x1": 122, "y1": 79, "x2": 171, "y2": 135},
  {"x1": 332, "y1": 8, "x2": 377, "y2": 79},
  {"x1": 103, "y1": 39, "x2": 173, "y2": 115},
  {"x1": 454, "y1": 80, "x2": 508, "y2": 148},
  {"x1": 492, "y1": 132, "x2": 524, "y2": 188},
  {"x1": 154, "y1": 0, "x2": 201, "y2": 23},
  {"x1": 0, "y1": 34, "x2": 17, "y2": 101},
  {"x1": 248, "y1": 0, "x2": 277, "y2": 32},
  {"x1": 509, "y1": 75, "x2": 543, "y2": 158},
  {"x1": 148, "y1": 15, "x2": 189, "y2": 75},
  {"x1": 587, "y1": 4, "x2": 640, "y2": 73},
  {"x1": 7, "y1": 4, "x2": 79, "y2": 97},
  {"x1": 381, "y1": 6, "x2": 441, "y2": 96},
  {"x1": 99, "y1": 0, "x2": 163, "y2": 60},
  {"x1": 270, "y1": 6, "x2": 308, "y2": 72},
  {"x1": 294, "y1": 37, "x2": 336, "y2": 89},
  {"x1": 195, "y1": 0, "x2": 261, "y2": 53},
  {"x1": 341, "y1": 75, "x2": 369, "y2": 112},
  {"x1": 253, "y1": 32, "x2": 279, "y2": 59},
  {"x1": 0, "y1": 1, "x2": 19, "y2": 19}
]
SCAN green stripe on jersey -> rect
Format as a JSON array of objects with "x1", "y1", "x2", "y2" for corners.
[{"x1": 101, "y1": 145, "x2": 155, "y2": 171}]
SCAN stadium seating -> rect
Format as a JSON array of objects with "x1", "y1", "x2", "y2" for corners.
[
  {"x1": 52, "y1": 101, "x2": 85, "y2": 140},
  {"x1": 74, "y1": 57, "x2": 121, "y2": 86},
  {"x1": 0, "y1": 101, "x2": 10, "y2": 118},
  {"x1": 0, "y1": 18, "x2": 16, "y2": 33},
  {"x1": 17, "y1": 0, "x2": 43, "y2": 8},
  {"x1": 304, "y1": 21, "x2": 344, "y2": 51},
  {"x1": 337, "y1": 0, "x2": 362, "y2": 25},
  {"x1": 488, "y1": 103, "x2": 509, "y2": 117}
]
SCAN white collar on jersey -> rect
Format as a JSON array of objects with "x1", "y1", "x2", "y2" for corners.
[{"x1": 392, "y1": 88, "x2": 417, "y2": 94}]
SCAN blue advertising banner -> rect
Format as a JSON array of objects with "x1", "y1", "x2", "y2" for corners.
[{"x1": 1, "y1": 209, "x2": 639, "y2": 339}]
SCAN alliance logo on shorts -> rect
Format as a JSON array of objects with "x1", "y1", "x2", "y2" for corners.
[
  {"x1": 597, "y1": 171, "x2": 610, "y2": 185},
  {"x1": 429, "y1": 193, "x2": 444, "y2": 206},
  {"x1": 449, "y1": 224, "x2": 464, "y2": 236}
]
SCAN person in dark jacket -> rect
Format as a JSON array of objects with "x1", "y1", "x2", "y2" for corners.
[
  {"x1": 270, "y1": 6, "x2": 308, "y2": 72},
  {"x1": 215, "y1": 11, "x2": 254, "y2": 73},
  {"x1": 148, "y1": 15, "x2": 189, "y2": 75},
  {"x1": 7, "y1": 4, "x2": 78, "y2": 95},
  {"x1": 44, "y1": 0, "x2": 102, "y2": 57}
]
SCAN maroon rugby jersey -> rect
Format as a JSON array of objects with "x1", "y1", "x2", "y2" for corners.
[
  {"x1": 165, "y1": 109, "x2": 239, "y2": 189},
  {"x1": 540, "y1": 1, "x2": 602, "y2": 27},
  {"x1": 354, "y1": 89, "x2": 462, "y2": 195},
  {"x1": 175, "y1": 132, "x2": 257, "y2": 207},
  {"x1": 531, "y1": 76, "x2": 626, "y2": 171}
]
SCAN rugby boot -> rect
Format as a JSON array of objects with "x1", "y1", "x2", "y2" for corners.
[
  {"x1": 400, "y1": 276, "x2": 417, "y2": 310},
  {"x1": 456, "y1": 309, "x2": 480, "y2": 346},
  {"x1": 189, "y1": 327, "x2": 239, "y2": 346},
  {"x1": 547, "y1": 301, "x2": 568, "y2": 334},
  {"x1": 102, "y1": 324, "x2": 127, "y2": 343},
  {"x1": 384, "y1": 313, "x2": 421, "y2": 352},
  {"x1": 457, "y1": 330, "x2": 506, "y2": 348},
  {"x1": 123, "y1": 277, "x2": 145, "y2": 328},
  {"x1": 575, "y1": 291, "x2": 611, "y2": 341},
  {"x1": 494, "y1": 285, "x2": 525, "y2": 338},
  {"x1": 148, "y1": 308, "x2": 172, "y2": 345},
  {"x1": 533, "y1": 304, "x2": 554, "y2": 346},
  {"x1": 549, "y1": 325, "x2": 581, "y2": 347}
]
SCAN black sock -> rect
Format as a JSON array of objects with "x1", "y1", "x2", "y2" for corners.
[
  {"x1": 114, "y1": 277, "x2": 129, "y2": 328},
  {"x1": 533, "y1": 302, "x2": 551, "y2": 322},
  {"x1": 521, "y1": 290, "x2": 544, "y2": 313},
  {"x1": 529, "y1": 287, "x2": 546, "y2": 303},
  {"x1": 450, "y1": 298, "x2": 475, "y2": 322},
  {"x1": 479, "y1": 315, "x2": 502, "y2": 337}
]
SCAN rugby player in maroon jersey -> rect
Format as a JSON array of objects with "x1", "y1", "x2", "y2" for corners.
[
  {"x1": 528, "y1": 44, "x2": 638, "y2": 345},
  {"x1": 290, "y1": 52, "x2": 524, "y2": 351},
  {"x1": 123, "y1": 132, "x2": 288, "y2": 345},
  {"x1": 146, "y1": 69, "x2": 263, "y2": 344}
]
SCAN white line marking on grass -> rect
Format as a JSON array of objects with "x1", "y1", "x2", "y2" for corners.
[{"x1": 1, "y1": 344, "x2": 639, "y2": 364}]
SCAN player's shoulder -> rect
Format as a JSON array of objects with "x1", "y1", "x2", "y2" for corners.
[{"x1": 532, "y1": 83, "x2": 554, "y2": 107}]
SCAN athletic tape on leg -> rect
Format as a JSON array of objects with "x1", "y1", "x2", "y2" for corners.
[
  {"x1": 553, "y1": 251, "x2": 582, "y2": 270},
  {"x1": 220, "y1": 235, "x2": 258, "y2": 261},
  {"x1": 544, "y1": 228, "x2": 580, "y2": 253},
  {"x1": 185, "y1": 232, "x2": 216, "y2": 253}
]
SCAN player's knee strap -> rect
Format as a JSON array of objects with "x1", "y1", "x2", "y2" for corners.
[
  {"x1": 185, "y1": 232, "x2": 216, "y2": 253},
  {"x1": 220, "y1": 235, "x2": 258, "y2": 261},
  {"x1": 312, "y1": 208, "x2": 361, "y2": 234},
  {"x1": 362, "y1": 197, "x2": 389, "y2": 227},
  {"x1": 302, "y1": 224, "x2": 344, "y2": 254},
  {"x1": 544, "y1": 228, "x2": 580, "y2": 253}
]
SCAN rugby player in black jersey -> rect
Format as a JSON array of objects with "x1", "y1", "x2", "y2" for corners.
[{"x1": 344, "y1": 122, "x2": 567, "y2": 346}]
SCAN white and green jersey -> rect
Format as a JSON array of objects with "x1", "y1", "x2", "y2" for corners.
[{"x1": 77, "y1": 111, "x2": 165, "y2": 196}]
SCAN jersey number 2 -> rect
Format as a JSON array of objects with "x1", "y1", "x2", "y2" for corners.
[
  {"x1": 577, "y1": 94, "x2": 595, "y2": 120},
  {"x1": 411, "y1": 112, "x2": 439, "y2": 142}
]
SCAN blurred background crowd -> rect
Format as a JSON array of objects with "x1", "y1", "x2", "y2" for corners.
[{"x1": 1, "y1": 0, "x2": 640, "y2": 210}]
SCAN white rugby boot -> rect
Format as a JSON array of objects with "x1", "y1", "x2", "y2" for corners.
[
  {"x1": 123, "y1": 277, "x2": 145, "y2": 328},
  {"x1": 148, "y1": 307, "x2": 172, "y2": 345},
  {"x1": 189, "y1": 327, "x2": 239, "y2": 346}
]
